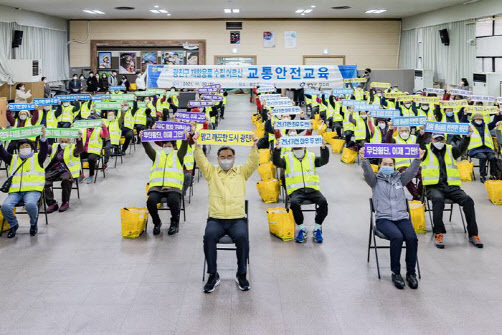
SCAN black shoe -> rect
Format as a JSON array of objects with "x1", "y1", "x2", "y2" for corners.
[
  {"x1": 391, "y1": 273, "x2": 405, "y2": 289},
  {"x1": 30, "y1": 225, "x2": 38, "y2": 236},
  {"x1": 406, "y1": 273, "x2": 419, "y2": 289},
  {"x1": 153, "y1": 222, "x2": 162, "y2": 235},
  {"x1": 7, "y1": 224, "x2": 19, "y2": 238},
  {"x1": 235, "y1": 273, "x2": 250, "y2": 291},
  {"x1": 203, "y1": 272, "x2": 220, "y2": 293},
  {"x1": 167, "y1": 222, "x2": 179, "y2": 235},
  {"x1": 480, "y1": 176, "x2": 487, "y2": 183}
]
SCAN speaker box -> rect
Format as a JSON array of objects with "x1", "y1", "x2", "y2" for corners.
[
  {"x1": 12, "y1": 30, "x2": 23, "y2": 48},
  {"x1": 439, "y1": 28, "x2": 449, "y2": 46}
]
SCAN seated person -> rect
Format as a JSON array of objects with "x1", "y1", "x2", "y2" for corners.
[
  {"x1": 194, "y1": 134, "x2": 258, "y2": 293},
  {"x1": 360, "y1": 146, "x2": 423, "y2": 289},
  {"x1": 6, "y1": 109, "x2": 39, "y2": 154},
  {"x1": 272, "y1": 138, "x2": 329, "y2": 243},
  {"x1": 80, "y1": 121, "x2": 109, "y2": 184},
  {"x1": 45, "y1": 134, "x2": 84, "y2": 213},
  {"x1": 0, "y1": 129, "x2": 48, "y2": 238},
  {"x1": 142, "y1": 135, "x2": 188, "y2": 236},
  {"x1": 468, "y1": 113, "x2": 500, "y2": 182}
]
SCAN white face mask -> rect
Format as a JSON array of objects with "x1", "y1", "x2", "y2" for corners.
[
  {"x1": 446, "y1": 111, "x2": 454, "y2": 117},
  {"x1": 164, "y1": 146, "x2": 173, "y2": 154},
  {"x1": 218, "y1": 158, "x2": 234, "y2": 171},
  {"x1": 107, "y1": 115, "x2": 115, "y2": 121},
  {"x1": 63, "y1": 102, "x2": 70, "y2": 107},
  {"x1": 170, "y1": 89, "x2": 175, "y2": 92},
  {"x1": 19, "y1": 147, "x2": 33, "y2": 158},
  {"x1": 474, "y1": 120, "x2": 483, "y2": 125},
  {"x1": 19, "y1": 114, "x2": 27, "y2": 121},
  {"x1": 400, "y1": 132, "x2": 410, "y2": 140},
  {"x1": 361, "y1": 114, "x2": 367, "y2": 119},
  {"x1": 378, "y1": 123, "x2": 386, "y2": 129},
  {"x1": 377, "y1": 93, "x2": 382, "y2": 97},
  {"x1": 293, "y1": 149, "x2": 305, "y2": 160},
  {"x1": 422, "y1": 105, "x2": 430, "y2": 111},
  {"x1": 433, "y1": 141, "x2": 445, "y2": 150},
  {"x1": 43, "y1": 106, "x2": 50, "y2": 111},
  {"x1": 60, "y1": 143, "x2": 69, "y2": 149},
  {"x1": 122, "y1": 106, "x2": 128, "y2": 111},
  {"x1": 89, "y1": 73, "x2": 94, "y2": 77},
  {"x1": 404, "y1": 103, "x2": 411, "y2": 108}
]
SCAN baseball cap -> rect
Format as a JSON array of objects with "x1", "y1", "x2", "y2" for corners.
[{"x1": 432, "y1": 133, "x2": 445, "y2": 139}]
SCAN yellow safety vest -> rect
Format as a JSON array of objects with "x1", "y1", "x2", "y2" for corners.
[
  {"x1": 354, "y1": 88, "x2": 364, "y2": 101},
  {"x1": 172, "y1": 95, "x2": 179, "y2": 107},
  {"x1": 385, "y1": 100, "x2": 396, "y2": 110},
  {"x1": 401, "y1": 105, "x2": 414, "y2": 117},
  {"x1": 80, "y1": 102, "x2": 92, "y2": 119},
  {"x1": 311, "y1": 95, "x2": 319, "y2": 108},
  {"x1": 421, "y1": 144, "x2": 461, "y2": 186},
  {"x1": 326, "y1": 102, "x2": 335, "y2": 120},
  {"x1": 333, "y1": 102, "x2": 344, "y2": 122},
  {"x1": 343, "y1": 110, "x2": 355, "y2": 131},
  {"x1": 222, "y1": 96, "x2": 227, "y2": 105},
  {"x1": 468, "y1": 125, "x2": 494, "y2": 151},
  {"x1": 50, "y1": 143, "x2": 81, "y2": 178},
  {"x1": 427, "y1": 109, "x2": 436, "y2": 122},
  {"x1": 305, "y1": 95, "x2": 312, "y2": 106},
  {"x1": 8, "y1": 154, "x2": 45, "y2": 193},
  {"x1": 123, "y1": 109, "x2": 134, "y2": 130},
  {"x1": 106, "y1": 119, "x2": 121, "y2": 145},
  {"x1": 147, "y1": 101, "x2": 157, "y2": 114},
  {"x1": 59, "y1": 105, "x2": 75, "y2": 123},
  {"x1": 83, "y1": 128, "x2": 103, "y2": 155},
  {"x1": 45, "y1": 109, "x2": 58, "y2": 128},
  {"x1": 440, "y1": 112, "x2": 460, "y2": 123},
  {"x1": 370, "y1": 128, "x2": 383, "y2": 143},
  {"x1": 284, "y1": 151, "x2": 320, "y2": 195},
  {"x1": 176, "y1": 140, "x2": 194, "y2": 170},
  {"x1": 134, "y1": 108, "x2": 147, "y2": 126},
  {"x1": 395, "y1": 135, "x2": 417, "y2": 168},
  {"x1": 148, "y1": 150, "x2": 184, "y2": 190},
  {"x1": 354, "y1": 114, "x2": 367, "y2": 140}
]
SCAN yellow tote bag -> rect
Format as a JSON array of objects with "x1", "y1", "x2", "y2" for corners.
[
  {"x1": 341, "y1": 147, "x2": 357, "y2": 164},
  {"x1": 485, "y1": 180, "x2": 502, "y2": 205},
  {"x1": 408, "y1": 201, "x2": 426, "y2": 233},
  {"x1": 256, "y1": 179, "x2": 280, "y2": 203},
  {"x1": 267, "y1": 207, "x2": 295, "y2": 241},
  {"x1": 253, "y1": 124, "x2": 265, "y2": 138},
  {"x1": 258, "y1": 149, "x2": 271, "y2": 165},
  {"x1": 371, "y1": 164, "x2": 379, "y2": 173},
  {"x1": 258, "y1": 161, "x2": 276, "y2": 181},
  {"x1": 331, "y1": 139, "x2": 345, "y2": 154},
  {"x1": 457, "y1": 160, "x2": 474, "y2": 181},
  {"x1": 0, "y1": 208, "x2": 16, "y2": 232},
  {"x1": 121, "y1": 207, "x2": 149, "y2": 238}
]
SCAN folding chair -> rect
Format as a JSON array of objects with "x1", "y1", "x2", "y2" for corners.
[
  {"x1": 284, "y1": 188, "x2": 318, "y2": 214},
  {"x1": 423, "y1": 191, "x2": 467, "y2": 234},
  {"x1": 0, "y1": 193, "x2": 49, "y2": 237},
  {"x1": 50, "y1": 178, "x2": 81, "y2": 200},
  {"x1": 110, "y1": 144, "x2": 124, "y2": 168},
  {"x1": 367, "y1": 198, "x2": 421, "y2": 279},
  {"x1": 188, "y1": 162, "x2": 197, "y2": 204},
  {"x1": 0, "y1": 160, "x2": 9, "y2": 177},
  {"x1": 81, "y1": 155, "x2": 106, "y2": 183},
  {"x1": 158, "y1": 192, "x2": 186, "y2": 222},
  {"x1": 203, "y1": 200, "x2": 249, "y2": 281}
]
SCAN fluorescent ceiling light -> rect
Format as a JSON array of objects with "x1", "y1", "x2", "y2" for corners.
[
  {"x1": 365, "y1": 9, "x2": 387, "y2": 14},
  {"x1": 83, "y1": 10, "x2": 95, "y2": 14},
  {"x1": 232, "y1": 9, "x2": 240, "y2": 13},
  {"x1": 159, "y1": 9, "x2": 168, "y2": 13},
  {"x1": 167, "y1": 13, "x2": 171, "y2": 16},
  {"x1": 93, "y1": 10, "x2": 105, "y2": 14},
  {"x1": 154, "y1": 5, "x2": 159, "y2": 8},
  {"x1": 301, "y1": 13, "x2": 305, "y2": 15},
  {"x1": 311, "y1": 5, "x2": 316, "y2": 8},
  {"x1": 224, "y1": 8, "x2": 231, "y2": 13},
  {"x1": 304, "y1": 9, "x2": 313, "y2": 13},
  {"x1": 295, "y1": 9, "x2": 304, "y2": 13},
  {"x1": 150, "y1": 9, "x2": 160, "y2": 13}
]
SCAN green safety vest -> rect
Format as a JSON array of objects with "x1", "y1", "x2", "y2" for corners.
[
  {"x1": 148, "y1": 150, "x2": 183, "y2": 190},
  {"x1": 421, "y1": 144, "x2": 461, "y2": 186},
  {"x1": 284, "y1": 151, "x2": 320, "y2": 195}
]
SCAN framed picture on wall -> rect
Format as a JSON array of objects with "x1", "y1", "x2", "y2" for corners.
[
  {"x1": 141, "y1": 52, "x2": 157, "y2": 72},
  {"x1": 162, "y1": 51, "x2": 185, "y2": 65},
  {"x1": 98, "y1": 52, "x2": 112, "y2": 69},
  {"x1": 186, "y1": 51, "x2": 199, "y2": 65},
  {"x1": 119, "y1": 52, "x2": 137, "y2": 74},
  {"x1": 263, "y1": 31, "x2": 275, "y2": 48},
  {"x1": 230, "y1": 31, "x2": 240, "y2": 44}
]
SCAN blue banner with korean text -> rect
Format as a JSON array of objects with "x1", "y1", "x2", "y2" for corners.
[
  {"x1": 364, "y1": 143, "x2": 420, "y2": 159},
  {"x1": 424, "y1": 121, "x2": 470, "y2": 135}
]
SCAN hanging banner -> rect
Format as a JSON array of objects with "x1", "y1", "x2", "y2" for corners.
[
  {"x1": 146, "y1": 64, "x2": 358, "y2": 89},
  {"x1": 174, "y1": 111, "x2": 207, "y2": 123},
  {"x1": 413, "y1": 97, "x2": 440, "y2": 104},
  {"x1": 392, "y1": 116, "x2": 427, "y2": 127},
  {"x1": 332, "y1": 88, "x2": 353, "y2": 96},
  {"x1": 94, "y1": 102, "x2": 122, "y2": 110},
  {"x1": 450, "y1": 89, "x2": 471, "y2": 96},
  {"x1": 257, "y1": 86, "x2": 276, "y2": 93},
  {"x1": 45, "y1": 128, "x2": 81, "y2": 139},
  {"x1": 266, "y1": 98, "x2": 293, "y2": 107},
  {"x1": 270, "y1": 106, "x2": 302, "y2": 115},
  {"x1": 424, "y1": 121, "x2": 470, "y2": 135},
  {"x1": 110, "y1": 94, "x2": 136, "y2": 101},
  {"x1": 8, "y1": 103, "x2": 36, "y2": 111},
  {"x1": 279, "y1": 135, "x2": 323, "y2": 148},
  {"x1": 274, "y1": 120, "x2": 312, "y2": 130},
  {"x1": 440, "y1": 100, "x2": 468, "y2": 108},
  {"x1": 154, "y1": 121, "x2": 192, "y2": 132},
  {"x1": 469, "y1": 95, "x2": 496, "y2": 103},
  {"x1": 364, "y1": 143, "x2": 420, "y2": 159},
  {"x1": 72, "y1": 119, "x2": 103, "y2": 129},
  {"x1": 33, "y1": 98, "x2": 59, "y2": 106},
  {"x1": 369, "y1": 109, "x2": 401, "y2": 118},
  {"x1": 188, "y1": 100, "x2": 213, "y2": 108},
  {"x1": 370, "y1": 82, "x2": 391, "y2": 89},
  {"x1": 141, "y1": 129, "x2": 186, "y2": 142},
  {"x1": 344, "y1": 78, "x2": 367, "y2": 83},
  {"x1": 0, "y1": 125, "x2": 42, "y2": 141},
  {"x1": 424, "y1": 88, "x2": 445, "y2": 95},
  {"x1": 198, "y1": 130, "x2": 254, "y2": 146},
  {"x1": 201, "y1": 94, "x2": 223, "y2": 101},
  {"x1": 464, "y1": 106, "x2": 499, "y2": 114}
]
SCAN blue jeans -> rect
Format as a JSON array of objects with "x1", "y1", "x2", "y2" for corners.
[{"x1": 1, "y1": 191, "x2": 41, "y2": 228}]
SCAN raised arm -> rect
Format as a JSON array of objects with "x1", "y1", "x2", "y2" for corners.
[
  {"x1": 360, "y1": 148, "x2": 377, "y2": 188},
  {"x1": 241, "y1": 144, "x2": 259, "y2": 180}
]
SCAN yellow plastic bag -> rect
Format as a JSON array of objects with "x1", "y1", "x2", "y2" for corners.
[
  {"x1": 258, "y1": 149, "x2": 271, "y2": 165},
  {"x1": 408, "y1": 200, "x2": 426, "y2": 233},
  {"x1": 485, "y1": 180, "x2": 502, "y2": 205},
  {"x1": 341, "y1": 147, "x2": 357, "y2": 164},
  {"x1": 121, "y1": 207, "x2": 149, "y2": 238},
  {"x1": 258, "y1": 162, "x2": 276, "y2": 181},
  {"x1": 253, "y1": 124, "x2": 265, "y2": 138},
  {"x1": 317, "y1": 122, "x2": 327, "y2": 135},
  {"x1": 256, "y1": 179, "x2": 280, "y2": 203},
  {"x1": 267, "y1": 207, "x2": 295, "y2": 241},
  {"x1": 371, "y1": 164, "x2": 379, "y2": 173},
  {"x1": 457, "y1": 160, "x2": 473, "y2": 181},
  {"x1": 331, "y1": 138, "x2": 345, "y2": 154},
  {"x1": 0, "y1": 208, "x2": 16, "y2": 232}
]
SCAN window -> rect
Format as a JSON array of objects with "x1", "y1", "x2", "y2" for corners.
[
  {"x1": 476, "y1": 18, "x2": 494, "y2": 37},
  {"x1": 495, "y1": 16, "x2": 502, "y2": 35},
  {"x1": 495, "y1": 58, "x2": 502, "y2": 72}
]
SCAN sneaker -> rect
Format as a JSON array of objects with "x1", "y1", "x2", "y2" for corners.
[
  {"x1": 203, "y1": 272, "x2": 220, "y2": 293},
  {"x1": 469, "y1": 236, "x2": 484, "y2": 248},
  {"x1": 46, "y1": 203, "x2": 59, "y2": 214},
  {"x1": 391, "y1": 273, "x2": 405, "y2": 289},
  {"x1": 313, "y1": 229, "x2": 323, "y2": 243},
  {"x1": 235, "y1": 273, "x2": 250, "y2": 291},
  {"x1": 102, "y1": 164, "x2": 108, "y2": 171},
  {"x1": 480, "y1": 176, "x2": 487, "y2": 183},
  {"x1": 7, "y1": 224, "x2": 19, "y2": 238},
  {"x1": 153, "y1": 222, "x2": 162, "y2": 235},
  {"x1": 77, "y1": 176, "x2": 84, "y2": 183},
  {"x1": 435, "y1": 233, "x2": 445, "y2": 249},
  {"x1": 85, "y1": 176, "x2": 93, "y2": 184},
  {"x1": 30, "y1": 225, "x2": 38, "y2": 236},
  {"x1": 59, "y1": 202, "x2": 70, "y2": 212},
  {"x1": 406, "y1": 273, "x2": 419, "y2": 289},
  {"x1": 295, "y1": 229, "x2": 308, "y2": 243}
]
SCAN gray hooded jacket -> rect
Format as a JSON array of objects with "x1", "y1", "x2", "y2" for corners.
[{"x1": 362, "y1": 159, "x2": 421, "y2": 221}]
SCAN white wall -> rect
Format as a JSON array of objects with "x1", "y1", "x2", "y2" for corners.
[
  {"x1": 402, "y1": 0, "x2": 502, "y2": 30},
  {"x1": 0, "y1": 4, "x2": 67, "y2": 31}
]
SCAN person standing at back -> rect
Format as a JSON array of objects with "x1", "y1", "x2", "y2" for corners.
[
  {"x1": 108, "y1": 70, "x2": 118, "y2": 87},
  {"x1": 68, "y1": 74, "x2": 81, "y2": 93},
  {"x1": 15, "y1": 83, "x2": 32, "y2": 103}
]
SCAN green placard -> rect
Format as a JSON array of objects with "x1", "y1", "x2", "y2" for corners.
[
  {"x1": 94, "y1": 102, "x2": 122, "y2": 110},
  {"x1": 110, "y1": 94, "x2": 136, "y2": 101},
  {"x1": 0, "y1": 125, "x2": 42, "y2": 141},
  {"x1": 127, "y1": 102, "x2": 147, "y2": 108},
  {"x1": 72, "y1": 119, "x2": 103, "y2": 129},
  {"x1": 146, "y1": 89, "x2": 166, "y2": 95},
  {"x1": 45, "y1": 128, "x2": 81, "y2": 139},
  {"x1": 134, "y1": 91, "x2": 156, "y2": 97}
]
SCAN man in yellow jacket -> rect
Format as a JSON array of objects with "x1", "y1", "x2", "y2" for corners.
[{"x1": 194, "y1": 132, "x2": 258, "y2": 293}]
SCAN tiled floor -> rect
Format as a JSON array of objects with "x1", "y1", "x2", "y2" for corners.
[{"x1": 0, "y1": 94, "x2": 501, "y2": 335}]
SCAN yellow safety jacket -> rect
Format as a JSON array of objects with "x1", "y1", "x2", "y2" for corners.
[
  {"x1": 123, "y1": 109, "x2": 134, "y2": 130},
  {"x1": 83, "y1": 128, "x2": 103, "y2": 155},
  {"x1": 222, "y1": 96, "x2": 227, "y2": 105},
  {"x1": 148, "y1": 150, "x2": 183, "y2": 190},
  {"x1": 50, "y1": 143, "x2": 81, "y2": 178},
  {"x1": 354, "y1": 114, "x2": 368, "y2": 140},
  {"x1": 401, "y1": 105, "x2": 415, "y2": 117},
  {"x1": 45, "y1": 109, "x2": 58, "y2": 128},
  {"x1": 172, "y1": 95, "x2": 179, "y2": 107},
  {"x1": 395, "y1": 135, "x2": 417, "y2": 168},
  {"x1": 80, "y1": 102, "x2": 92, "y2": 119},
  {"x1": 441, "y1": 112, "x2": 460, "y2": 123},
  {"x1": 134, "y1": 108, "x2": 147, "y2": 126},
  {"x1": 421, "y1": 144, "x2": 461, "y2": 186},
  {"x1": 59, "y1": 105, "x2": 75, "y2": 124},
  {"x1": 176, "y1": 140, "x2": 194, "y2": 170},
  {"x1": 326, "y1": 102, "x2": 335, "y2": 120},
  {"x1": 333, "y1": 102, "x2": 344, "y2": 122},
  {"x1": 284, "y1": 151, "x2": 320, "y2": 195},
  {"x1": 106, "y1": 119, "x2": 121, "y2": 145},
  {"x1": 354, "y1": 88, "x2": 365, "y2": 101},
  {"x1": 343, "y1": 110, "x2": 355, "y2": 131},
  {"x1": 370, "y1": 127, "x2": 383, "y2": 143},
  {"x1": 8, "y1": 154, "x2": 45, "y2": 193},
  {"x1": 468, "y1": 125, "x2": 494, "y2": 151}
]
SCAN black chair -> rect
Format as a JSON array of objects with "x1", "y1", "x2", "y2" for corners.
[
  {"x1": 188, "y1": 162, "x2": 197, "y2": 204},
  {"x1": 158, "y1": 193, "x2": 186, "y2": 222},
  {"x1": 81, "y1": 154, "x2": 106, "y2": 183},
  {"x1": 50, "y1": 178, "x2": 81, "y2": 200},
  {"x1": 202, "y1": 200, "x2": 249, "y2": 281},
  {"x1": 0, "y1": 193, "x2": 49, "y2": 237},
  {"x1": 284, "y1": 186, "x2": 318, "y2": 214},
  {"x1": 110, "y1": 145, "x2": 124, "y2": 168},
  {"x1": 422, "y1": 191, "x2": 466, "y2": 234},
  {"x1": 367, "y1": 198, "x2": 421, "y2": 279}
]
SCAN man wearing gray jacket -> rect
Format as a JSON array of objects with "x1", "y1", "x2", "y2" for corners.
[{"x1": 360, "y1": 146, "x2": 424, "y2": 290}]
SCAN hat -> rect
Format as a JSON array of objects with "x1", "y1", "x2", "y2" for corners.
[
  {"x1": 471, "y1": 112, "x2": 483, "y2": 120},
  {"x1": 432, "y1": 133, "x2": 445, "y2": 139}
]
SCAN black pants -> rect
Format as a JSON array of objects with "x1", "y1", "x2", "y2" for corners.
[
  {"x1": 134, "y1": 125, "x2": 146, "y2": 143},
  {"x1": 376, "y1": 218, "x2": 418, "y2": 275},
  {"x1": 220, "y1": 105, "x2": 225, "y2": 118},
  {"x1": 333, "y1": 121, "x2": 343, "y2": 138},
  {"x1": 160, "y1": 108, "x2": 169, "y2": 121},
  {"x1": 471, "y1": 151, "x2": 498, "y2": 177},
  {"x1": 344, "y1": 130, "x2": 354, "y2": 146},
  {"x1": 426, "y1": 185, "x2": 478, "y2": 236},
  {"x1": 289, "y1": 189, "x2": 328, "y2": 225},
  {"x1": 203, "y1": 218, "x2": 249, "y2": 275},
  {"x1": 80, "y1": 152, "x2": 99, "y2": 177},
  {"x1": 44, "y1": 170, "x2": 73, "y2": 205},
  {"x1": 103, "y1": 140, "x2": 111, "y2": 164},
  {"x1": 170, "y1": 103, "x2": 178, "y2": 115},
  {"x1": 122, "y1": 128, "x2": 134, "y2": 152},
  {"x1": 58, "y1": 122, "x2": 71, "y2": 128},
  {"x1": 182, "y1": 172, "x2": 193, "y2": 196},
  {"x1": 147, "y1": 191, "x2": 181, "y2": 225}
]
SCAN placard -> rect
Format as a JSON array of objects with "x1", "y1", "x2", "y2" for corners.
[
  {"x1": 198, "y1": 130, "x2": 254, "y2": 146},
  {"x1": 354, "y1": 104, "x2": 381, "y2": 112},
  {"x1": 450, "y1": 89, "x2": 471, "y2": 96},
  {"x1": 0, "y1": 125, "x2": 42, "y2": 141},
  {"x1": 94, "y1": 102, "x2": 122, "y2": 110},
  {"x1": 369, "y1": 109, "x2": 401, "y2": 118},
  {"x1": 392, "y1": 116, "x2": 427, "y2": 127},
  {"x1": 260, "y1": 94, "x2": 282, "y2": 102},
  {"x1": 154, "y1": 121, "x2": 192, "y2": 132},
  {"x1": 266, "y1": 98, "x2": 293, "y2": 107},
  {"x1": 201, "y1": 94, "x2": 223, "y2": 101},
  {"x1": 8, "y1": 103, "x2": 36, "y2": 111},
  {"x1": 134, "y1": 91, "x2": 156, "y2": 97},
  {"x1": 72, "y1": 119, "x2": 103, "y2": 129},
  {"x1": 364, "y1": 143, "x2": 420, "y2": 159},
  {"x1": 146, "y1": 88, "x2": 166, "y2": 95},
  {"x1": 342, "y1": 99, "x2": 367, "y2": 107},
  {"x1": 141, "y1": 129, "x2": 186, "y2": 142},
  {"x1": 332, "y1": 88, "x2": 353, "y2": 96},
  {"x1": 57, "y1": 94, "x2": 91, "y2": 102},
  {"x1": 109, "y1": 85, "x2": 126, "y2": 91},
  {"x1": 424, "y1": 121, "x2": 470, "y2": 135},
  {"x1": 279, "y1": 135, "x2": 323, "y2": 148},
  {"x1": 274, "y1": 120, "x2": 312, "y2": 130},
  {"x1": 304, "y1": 89, "x2": 322, "y2": 95},
  {"x1": 343, "y1": 78, "x2": 367, "y2": 83},
  {"x1": 424, "y1": 88, "x2": 445, "y2": 95},
  {"x1": 370, "y1": 82, "x2": 391, "y2": 89},
  {"x1": 257, "y1": 86, "x2": 276, "y2": 93},
  {"x1": 384, "y1": 93, "x2": 409, "y2": 99},
  {"x1": 198, "y1": 87, "x2": 219, "y2": 94},
  {"x1": 413, "y1": 97, "x2": 440, "y2": 104},
  {"x1": 33, "y1": 98, "x2": 59, "y2": 106},
  {"x1": 174, "y1": 112, "x2": 207, "y2": 123},
  {"x1": 110, "y1": 94, "x2": 136, "y2": 101},
  {"x1": 440, "y1": 100, "x2": 468, "y2": 108},
  {"x1": 464, "y1": 106, "x2": 499, "y2": 114},
  {"x1": 469, "y1": 95, "x2": 496, "y2": 103},
  {"x1": 270, "y1": 106, "x2": 303, "y2": 115},
  {"x1": 91, "y1": 94, "x2": 111, "y2": 101},
  {"x1": 45, "y1": 128, "x2": 81, "y2": 139},
  {"x1": 188, "y1": 100, "x2": 213, "y2": 108},
  {"x1": 204, "y1": 84, "x2": 221, "y2": 89}
]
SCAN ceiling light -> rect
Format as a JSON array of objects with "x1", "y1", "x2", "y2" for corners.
[
  {"x1": 295, "y1": 9, "x2": 304, "y2": 13},
  {"x1": 159, "y1": 9, "x2": 168, "y2": 13},
  {"x1": 154, "y1": 5, "x2": 159, "y2": 8},
  {"x1": 331, "y1": 6, "x2": 351, "y2": 10},
  {"x1": 224, "y1": 8, "x2": 231, "y2": 13},
  {"x1": 232, "y1": 48, "x2": 238, "y2": 54},
  {"x1": 322, "y1": 49, "x2": 329, "y2": 55},
  {"x1": 115, "y1": 6, "x2": 135, "y2": 10},
  {"x1": 365, "y1": 9, "x2": 387, "y2": 14},
  {"x1": 232, "y1": 9, "x2": 240, "y2": 13},
  {"x1": 304, "y1": 9, "x2": 313, "y2": 13},
  {"x1": 301, "y1": 13, "x2": 305, "y2": 15},
  {"x1": 150, "y1": 9, "x2": 160, "y2": 13},
  {"x1": 93, "y1": 10, "x2": 105, "y2": 14},
  {"x1": 167, "y1": 13, "x2": 171, "y2": 16},
  {"x1": 311, "y1": 5, "x2": 316, "y2": 8},
  {"x1": 83, "y1": 10, "x2": 95, "y2": 14}
]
